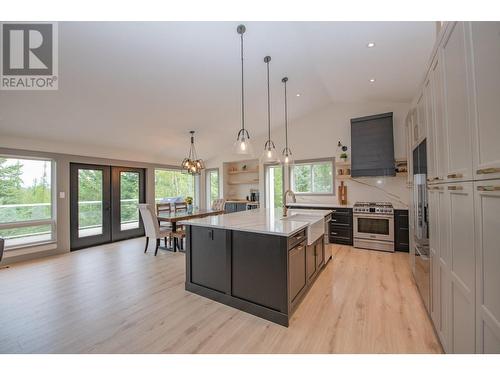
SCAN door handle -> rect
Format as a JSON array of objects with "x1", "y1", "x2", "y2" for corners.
[
  {"x1": 447, "y1": 173, "x2": 463, "y2": 179},
  {"x1": 476, "y1": 167, "x2": 500, "y2": 175},
  {"x1": 477, "y1": 185, "x2": 500, "y2": 192}
]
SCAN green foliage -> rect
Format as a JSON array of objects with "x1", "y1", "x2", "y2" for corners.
[
  {"x1": 272, "y1": 166, "x2": 283, "y2": 208},
  {"x1": 292, "y1": 162, "x2": 333, "y2": 193},
  {"x1": 0, "y1": 158, "x2": 52, "y2": 239},
  {"x1": 0, "y1": 158, "x2": 26, "y2": 205},
  {"x1": 155, "y1": 169, "x2": 194, "y2": 201},
  {"x1": 208, "y1": 170, "x2": 219, "y2": 206}
]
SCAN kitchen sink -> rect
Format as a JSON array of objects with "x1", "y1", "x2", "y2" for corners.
[{"x1": 282, "y1": 213, "x2": 325, "y2": 245}]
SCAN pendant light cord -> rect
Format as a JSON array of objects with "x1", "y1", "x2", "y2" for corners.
[
  {"x1": 266, "y1": 60, "x2": 271, "y2": 143},
  {"x1": 240, "y1": 32, "x2": 245, "y2": 134},
  {"x1": 284, "y1": 79, "x2": 288, "y2": 150}
]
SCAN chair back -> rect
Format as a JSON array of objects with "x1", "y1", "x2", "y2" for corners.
[
  {"x1": 174, "y1": 202, "x2": 187, "y2": 212},
  {"x1": 211, "y1": 198, "x2": 226, "y2": 211},
  {"x1": 138, "y1": 204, "x2": 160, "y2": 238},
  {"x1": 156, "y1": 203, "x2": 171, "y2": 215}
]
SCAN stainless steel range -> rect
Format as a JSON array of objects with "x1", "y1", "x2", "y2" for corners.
[{"x1": 353, "y1": 202, "x2": 395, "y2": 252}]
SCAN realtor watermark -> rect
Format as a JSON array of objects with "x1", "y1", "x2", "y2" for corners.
[{"x1": 1, "y1": 22, "x2": 58, "y2": 90}]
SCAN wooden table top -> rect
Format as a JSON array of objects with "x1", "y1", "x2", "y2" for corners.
[{"x1": 157, "y1": 209, "x2": 225, "y2": 222}]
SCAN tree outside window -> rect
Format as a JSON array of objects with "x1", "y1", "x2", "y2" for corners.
[{"x1": 291, "y1": 159, "x2": 334, "y2": 194}]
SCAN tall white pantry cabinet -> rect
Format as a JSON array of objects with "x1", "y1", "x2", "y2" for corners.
[{"x1": 406, "y1": 21, "x2": 500, "y2": 353}]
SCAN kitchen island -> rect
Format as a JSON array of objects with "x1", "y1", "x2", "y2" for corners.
[{"x1": 179, "y1": 208, "x2": 332, "y2": 326}]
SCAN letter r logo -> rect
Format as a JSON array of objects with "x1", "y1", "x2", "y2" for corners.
[{"x1": 2, "y1": 23, "x2": 53, "y2": 75}]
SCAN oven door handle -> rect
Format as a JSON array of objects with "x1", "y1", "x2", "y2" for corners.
[{"x1": 354, "y1": 214, "x2": 394, "y2": 219}]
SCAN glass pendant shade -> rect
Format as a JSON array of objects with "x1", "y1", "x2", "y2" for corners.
[
  {"x1": 233, "y1": 129, "x2": 254, "y2": 155},
  {"x1": 261, "y1": 143, "x2": 278, "y2": 163},
  {"x1": 281, "y1": 147, "x2": 294, "y2": 165}
]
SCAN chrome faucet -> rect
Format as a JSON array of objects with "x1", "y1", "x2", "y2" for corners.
[{"x1": 283, "y1": 189, "x2": 296, "y2": 217}]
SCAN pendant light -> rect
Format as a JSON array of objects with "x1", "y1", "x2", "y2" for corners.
[
  {"x1": 281, "y1": 77, "x2": 294, "y2": 165},
  {"x1": 181, "y1": 130, "x2": 205, "y2": 175},
  {"x1": 260, "y1": 56, "x2": 278, "y2": 163},
  {"x1": 233, "y1": 24, "x2": 253, "y2": 155}
]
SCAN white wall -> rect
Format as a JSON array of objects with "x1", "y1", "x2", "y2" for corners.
[{"x1": 205, "y1": 101, "x2": 411, "y2": 208}]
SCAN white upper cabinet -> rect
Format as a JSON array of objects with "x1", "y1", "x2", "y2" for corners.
[
  {"x1": 430, "y1": 54, "x2": 448, "y2": 182},
  {"x1": 416, "y1": 92, "x2": 427, "y2": 146},
  {"x1": 424, "y1": 77, "x2": 436, "y2": 181},
  {"x1": 474, "y1": 180, "x2": 500, "y2": 353},
  {"x1": 470, "y1": 22, "x2": 500, "y2": 180},
  {"x1": 441, "y1": 22, "x2": 474, "y2": 182}
]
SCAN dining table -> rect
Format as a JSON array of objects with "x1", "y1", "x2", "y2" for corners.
[{"x1": 157, "y1": 208, "x2": 225, "y2": 251}]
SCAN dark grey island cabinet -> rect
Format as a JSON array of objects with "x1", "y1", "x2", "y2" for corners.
[{"x1": 185, "y1": 225, "x2": 326, "y2": 326}]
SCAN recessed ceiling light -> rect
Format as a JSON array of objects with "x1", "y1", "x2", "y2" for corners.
[
  {"x1": 296, "y1": 93, "x2": 301, "y2": 97},
  {"x1": 369, "y1": 78, "x2": 376, "y2": 83},
  {"x1": 367, "y1": 42, "x2": 376, "y2": 48}
]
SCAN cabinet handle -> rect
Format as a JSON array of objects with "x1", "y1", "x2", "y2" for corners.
[
  {"x1": 331, "y1": 232, "x2": 338, "y2": 235},
  {"x1": 476, "y1": 167, "x2": 500, "y2": 175},
  {"x1": 331, "y1": 219, "x2": 337, "y2": 222},
  {"x1": 428, "y1": 186, "x2": 443, "y2": 191},
  {"x1": 447, "y1": 185, "x2": 463, "y2": 191},
  {"x1": 447, "y1": 173, "x2": 463, "y2": 179},
  {"x1": 477, "y1": 185, "x2": 500, "y2": 192}
]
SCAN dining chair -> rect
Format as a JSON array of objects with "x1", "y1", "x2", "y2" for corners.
[
  {"x1": 138, "y1": 204, "x2": 172, "y2": 256},
  {"x1": 211, "y1": 198, "x2": 226, "y2": 211},
  {"x1": 156, "y1": 203, "x2": 173, "y2": 247},
  {"x1": 156, "y1": 203, "x2": 172, "y2": 215},
  {"x1": 174, "y1": 202, "x2": 187, "y2": 212}
]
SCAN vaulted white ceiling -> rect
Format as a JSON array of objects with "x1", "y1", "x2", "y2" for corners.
[{"x1": 0, "y1": 21, "x2": 435, "y2": 163}]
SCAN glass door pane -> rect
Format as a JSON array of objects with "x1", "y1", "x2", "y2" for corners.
[
  {"x1": 120, "y1": 171, "x2": 140, "y2": 231},
  {"x1": 111, "y1": 167, "x2": 145, "y2": 241},
  {"x1": 265, "y1": 165, "x2": 283, "y2": 209},
  {"x1": 70, "y1": 164, "x2": 111, "y2": 250},
  {"x1": 78, "y1": 169, "x2": 103, "y2": 237},
  {"x1": 206, "y1": 169, "x2": 219, "y2": 208}
]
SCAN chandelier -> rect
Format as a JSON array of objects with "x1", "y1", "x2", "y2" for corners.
[{"x1": 181, "y1": 130, "x2": 205, "y2": 175}]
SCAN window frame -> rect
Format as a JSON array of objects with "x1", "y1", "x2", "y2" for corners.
[
  {"x1": 0, "y1": 155, "x2": 57, "y2": 250},
  {"x1": 288, "y1": 157, "x2": 335, "y2": 196},
  {"x1": 205, "y1": 168, "x2": 220, "y2": 208}
]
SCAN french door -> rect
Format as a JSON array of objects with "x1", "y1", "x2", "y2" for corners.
[{"x1": 70, "y1": 163, "x2": 145, "y2": 250}]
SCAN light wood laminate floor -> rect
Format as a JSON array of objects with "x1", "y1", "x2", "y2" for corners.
[{"x1": 0, "y1": 238, "x2": 442, "y2": 353}]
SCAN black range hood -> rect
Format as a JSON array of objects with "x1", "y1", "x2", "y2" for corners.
[{"x1": 350, "y1": 112, "x2": 395, "y2": 177}]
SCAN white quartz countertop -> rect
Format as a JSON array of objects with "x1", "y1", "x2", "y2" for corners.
[{"x1": 179, "y1": 208, "x2": 332, "y2": 237}]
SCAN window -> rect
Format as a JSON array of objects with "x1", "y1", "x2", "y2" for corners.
[
  {"x1": 154, "y1": 169, "x2": 196, "y2": 204},
  {"x1": 290, "y1": 158, "x2": 334, "y2": 195},
  {"x1": 0, "y1": 156, "x2": 55, "y2": 249},
  {"x1": 205, "y1": 169, "x2": 219, "y2": 208},
  {"x1": 265, "y1": 164, "x2": 284, "y2": 208}
]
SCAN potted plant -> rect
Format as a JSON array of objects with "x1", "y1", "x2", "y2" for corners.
[
  {"x1": 185, "y1": 196, "x2": 194, "y2": 213},
  {"x1": 340, "y1": 152, "x2": 348, "y2": 162}
]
